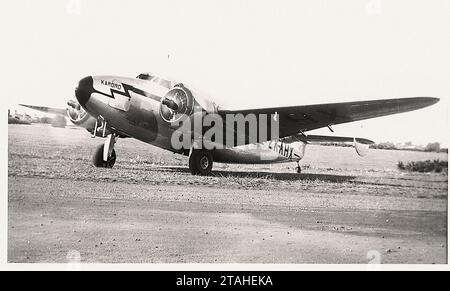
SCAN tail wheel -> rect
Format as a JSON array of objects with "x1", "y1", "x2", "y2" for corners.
[
  {"x1": 93, "y1": 144, "x2": 116, "y2": 168},
  {"x1": 295, "y1": 161, "x2": 302, "y2": 174},
  {"x1": 189, "y1": 150, "x2": 213, "y2": 176}
]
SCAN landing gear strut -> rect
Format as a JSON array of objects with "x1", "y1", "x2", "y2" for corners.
[
  {"x1": 93, "y1": 134, "x2": 117, "y2": 168},
  {"x1": 189, "y1": 149, "x2": 213, "y2": 175},
  {"x1": 295, "y1": 161, "x2": 302, "y2": 174}
]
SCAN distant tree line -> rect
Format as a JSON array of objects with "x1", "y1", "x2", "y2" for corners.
[
  {"x1": 37, "y1": 116, "x2": 67, "y2": 128},
  {"x1": 9, "y1": 116, "x2": 67, "y2": 128},
  {"x1": 370, "y1": 141, "x2": 447, "y2": 153},
  {"x1": 398, "y1": 160, "x2": 448, "y2": 173},
  {"x1": 8, "y1": 117, "x2": 30, "y2": 125}
]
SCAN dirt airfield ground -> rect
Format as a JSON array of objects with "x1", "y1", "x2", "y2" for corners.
[{"x1": 8, "y1": 124, "x2": 448, "y2": 264}]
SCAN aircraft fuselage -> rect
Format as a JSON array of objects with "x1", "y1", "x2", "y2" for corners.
[{"x1": 75, "y1": 75, "x2": 306, "y2": 165}]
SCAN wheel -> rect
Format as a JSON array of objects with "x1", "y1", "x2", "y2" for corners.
[
  {"x1": 189, "y1": 150, "x2": 213, "y2": 175},
  {"x1": 93, "y1": 144, "x2": 116, "y2": 168}
]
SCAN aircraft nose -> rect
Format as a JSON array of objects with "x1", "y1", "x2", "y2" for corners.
[{"x1": 75, "y1": 76, "x2": 94, "y2": 107}]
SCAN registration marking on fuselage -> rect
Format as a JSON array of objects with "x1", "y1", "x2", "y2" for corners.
[{"x1": 268, "y1": 140, "x2": 295, "y2": 159}]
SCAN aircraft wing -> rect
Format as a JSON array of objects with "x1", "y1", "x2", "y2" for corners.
[
  {"x1": 19, "y1": 104, "x2": 67, "y2": 116},
  {"x1": 218, "y1": 97, "x2": 439, "y2": 139}
]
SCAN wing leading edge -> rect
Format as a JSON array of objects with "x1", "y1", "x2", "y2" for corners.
[{"x1": 219, "y1": 97, "x2": 439, "y2": 139}]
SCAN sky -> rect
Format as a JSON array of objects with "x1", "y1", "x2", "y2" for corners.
[{"x1": 1, "y1": 0, "x2": 449, "y2": 146}]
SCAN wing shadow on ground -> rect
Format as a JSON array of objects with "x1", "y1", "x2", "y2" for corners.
[{"x1": 160, "y1": 166, "x2": 356, "y2": 183}]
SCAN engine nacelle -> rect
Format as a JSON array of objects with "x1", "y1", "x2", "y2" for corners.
[{"x1": 354, "y1": 138, "x2": 370, "y2": 157}]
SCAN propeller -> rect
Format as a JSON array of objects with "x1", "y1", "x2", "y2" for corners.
[
  {"x1": 67, "y1": 99, "x2": 88, "y2": 125},
  {"x1": 161, "y1": 97, "x2": 179, "y2": 111},
  {"x1": 160, "y1": 86, "x2": 194, "y2": 123}
]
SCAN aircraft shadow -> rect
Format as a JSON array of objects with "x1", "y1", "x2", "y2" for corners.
[
  {"x1": 161, "y1": 166, "x2": 356, "y2": 183},
  {"x1": 213, "y1": 171, "x2": 356, "y2": 183}
]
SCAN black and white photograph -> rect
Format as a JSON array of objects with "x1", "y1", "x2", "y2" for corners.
[{"x1": 1, "y1": 0, "x2": 449, "y2": 272}]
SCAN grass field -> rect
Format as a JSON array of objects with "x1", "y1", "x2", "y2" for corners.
[
  {"x1": 8, "y1": 124, "x2": 448, "y2": 195},
  {"x1": 7, "y1": 124, "x2": 448, "y2": 264}
]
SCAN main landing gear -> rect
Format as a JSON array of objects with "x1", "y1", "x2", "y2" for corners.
[
  {"x1": 93, "y1": 134, "x2": 117, "y2": 168},
  {"x1": 189, "y1": 149, "x2": 213, "y2": 176}
]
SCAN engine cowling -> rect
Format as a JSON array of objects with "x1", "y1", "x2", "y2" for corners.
[
  {"x1": 159, "y1": 84, "x2": 195, "y2": 123},
  {"x1": 67, "y1": 100, "x2": 97, "y2": 131}
]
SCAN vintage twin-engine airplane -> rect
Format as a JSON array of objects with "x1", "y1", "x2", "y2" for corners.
[{"x1": 20, "y1": 72, "x2": 439, "y2": 175}]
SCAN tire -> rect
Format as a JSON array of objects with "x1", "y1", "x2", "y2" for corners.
[
  {"x1": 189, "y1": 150, "x2": 213, "y2": 176},
  {"x1": 93, "y1": 144, "x2": 116, "y2": 168}
]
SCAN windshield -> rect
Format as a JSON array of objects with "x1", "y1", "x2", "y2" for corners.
[
  {"x1": 159, "y1": 79, "x2": 171, "y2": 89},
  {"x1": 151, "y1": 77, "x2": 172, "y2": 89}
]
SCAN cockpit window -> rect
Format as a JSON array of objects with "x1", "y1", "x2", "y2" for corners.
[
  {"x1": 159, "y1": 79, "x2": 172, "y2": 89},
  {"x1": 137, "y1": 73, "x2": 172, "y2": 88},
  {"x1": 151, "y1": 77, "x2": 171, "y2": 89},
  {"x1": 136, "y1": 73, "x2": 153, "y2": 80}
]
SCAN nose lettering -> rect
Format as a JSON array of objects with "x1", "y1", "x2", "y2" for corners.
[{"x1": 101, "y1": 80, "x2": 122, "y2": 90}]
